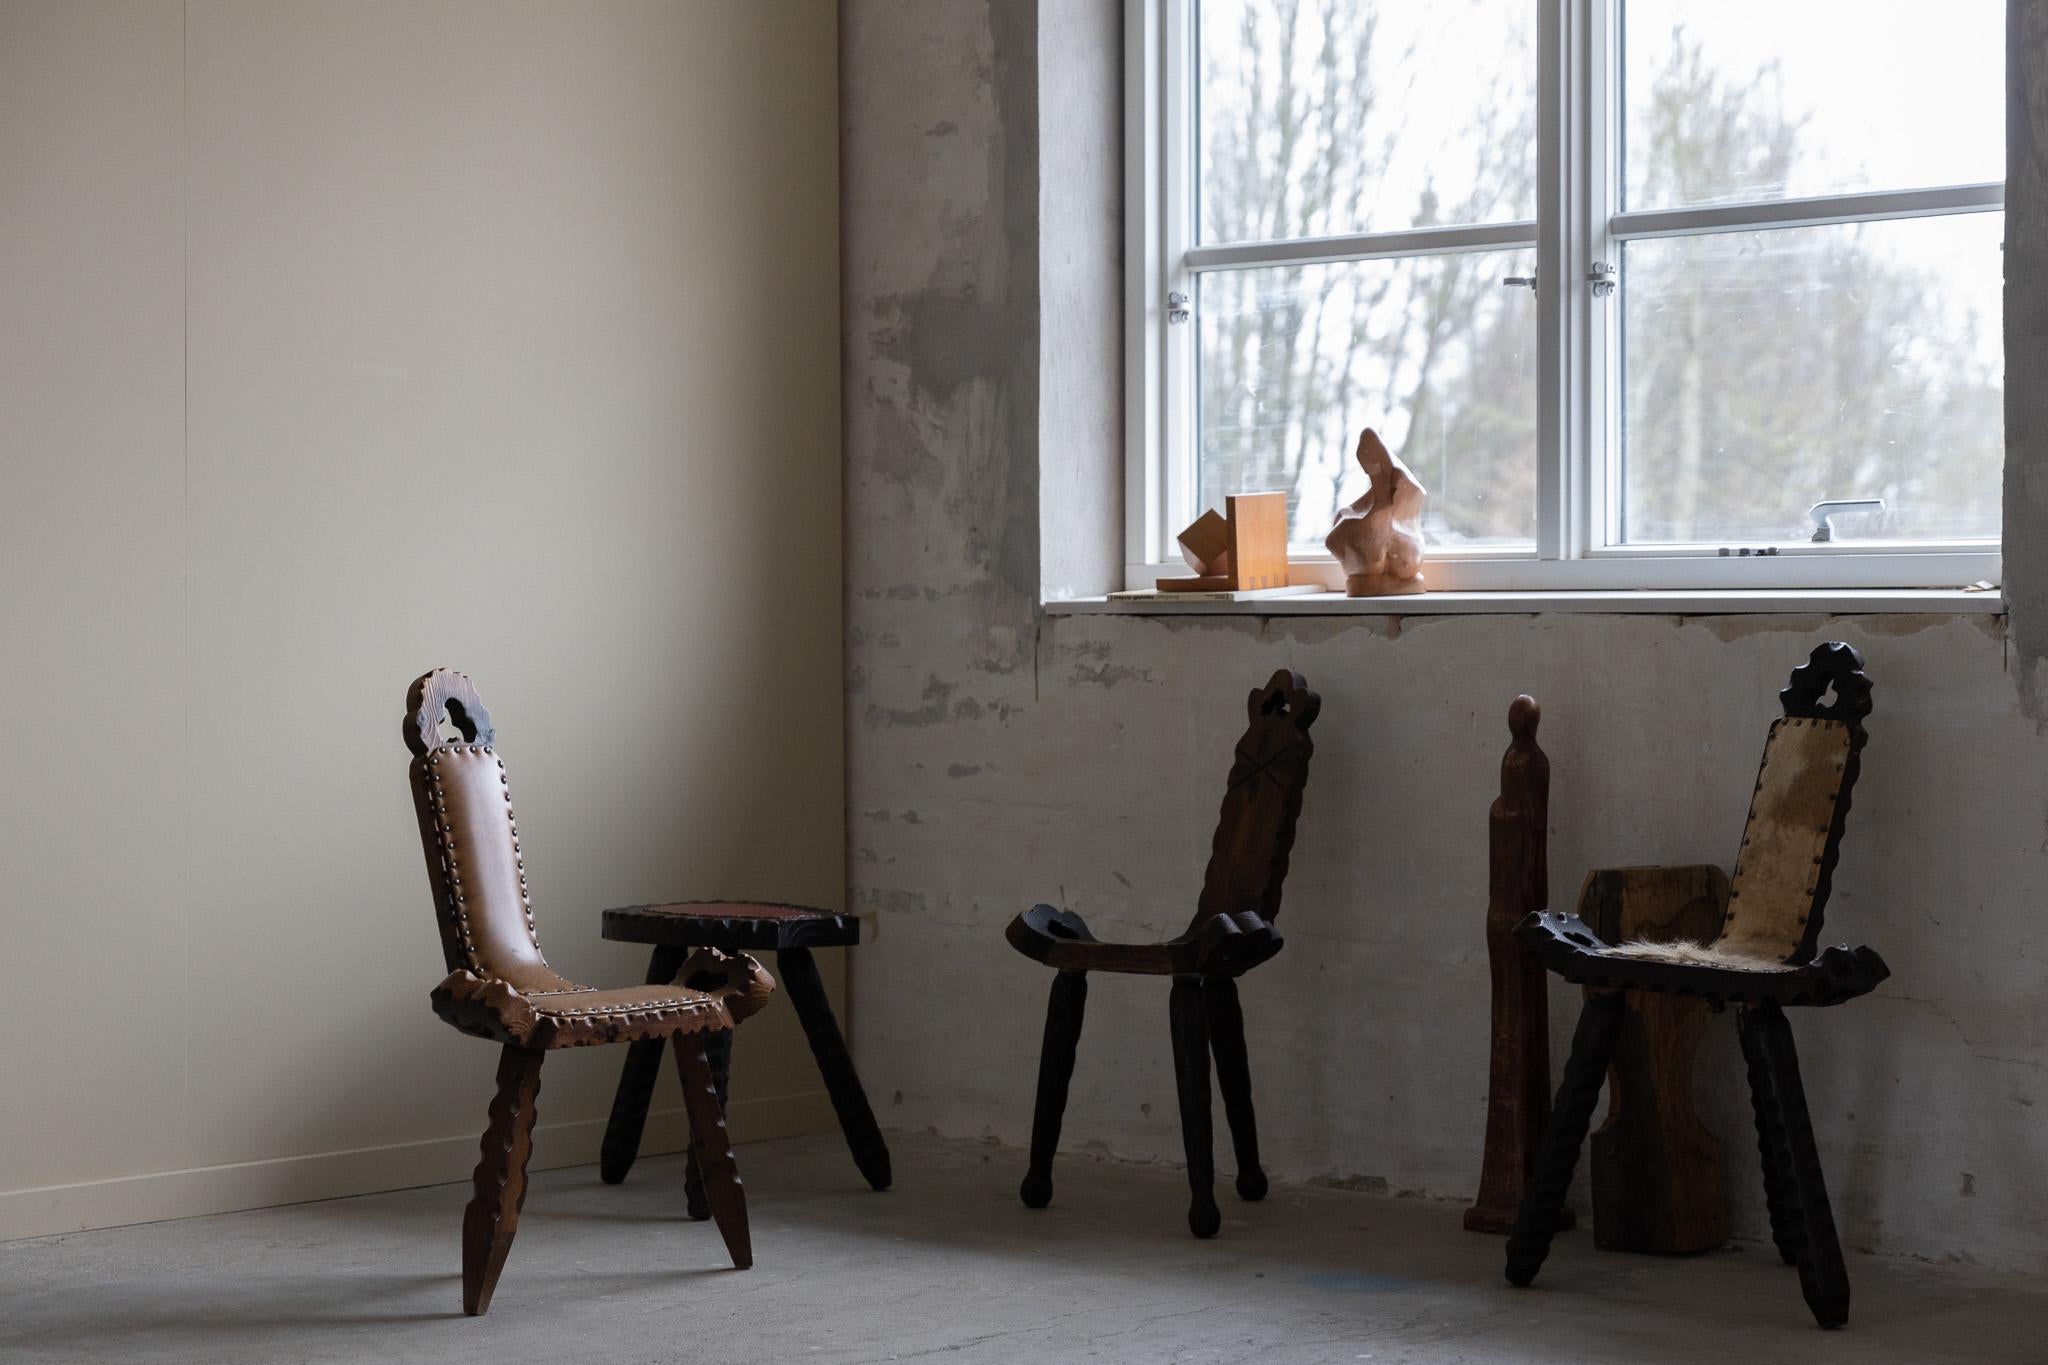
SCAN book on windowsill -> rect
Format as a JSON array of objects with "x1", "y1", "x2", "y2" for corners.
[{"x1": 1108, "y1": 584, "x2": 1322, "y2": 603}]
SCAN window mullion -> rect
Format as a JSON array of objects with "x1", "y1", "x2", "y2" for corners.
[
  {"x1": 1586, "y1": 0, "x2": 1620, "y2": 553},
  {"x1": 1538, "y1": 0, "x2": 1592, "y2": 560}
]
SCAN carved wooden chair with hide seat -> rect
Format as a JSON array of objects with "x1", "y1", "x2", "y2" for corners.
[
  {"x1": 1505, "y1": 643, "x2": 1891, "y2": 1329},
  {"x1": 404, "y1": 668, "x2": 776, "y2": 1316},
  {"x1": 1005, "y1": 668, "x2": 1318, "y2": 1238}
]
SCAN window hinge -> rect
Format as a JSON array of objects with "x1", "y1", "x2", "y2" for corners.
[
  {"x1": 1167, "y1": 291, "x2": 1191, "y2": 324},
  {"x1": 1589, "y1": 261, "x2": 1617, "y2": 297}
]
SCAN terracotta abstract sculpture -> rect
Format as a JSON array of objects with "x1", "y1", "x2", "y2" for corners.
[{"x1": 1324, "y1": 428, "x2": 1426, "y2": 596}]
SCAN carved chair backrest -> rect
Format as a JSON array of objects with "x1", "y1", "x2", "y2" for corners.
[
  {"x1": 1188, "y1": 669, "x2": 1320, "y2": 934},
  {"x1": 1717, "y1": 643, "x2": 1872, "y2": 964},
  {"x1": 404, "y1": 669, "x2": 574, "y2": 994}
]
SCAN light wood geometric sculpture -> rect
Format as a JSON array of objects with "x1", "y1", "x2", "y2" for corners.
[
  {"x1": 1157, "y1": 492, "x2": 1290, "y2": 592},
  {"x1": 1324, "y1": 428, "x2": 1426, "y2": 596}
]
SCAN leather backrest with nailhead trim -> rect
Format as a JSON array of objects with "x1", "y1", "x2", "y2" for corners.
[{"x1": 1717, "y1": 717, "x2": 1854, "y2": 963}]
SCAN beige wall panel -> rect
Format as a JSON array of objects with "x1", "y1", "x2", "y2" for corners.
[
  {"x1": 0, "y1": 0, "x2": 841, "y2": 1233},
  {"x1": 0, "y1": 0, "x2": 190, "y2": 1190}
]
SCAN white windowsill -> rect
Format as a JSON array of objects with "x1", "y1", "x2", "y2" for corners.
[{"x1": 1045, "y1": 588, "x2": 2004, "y2": 617}]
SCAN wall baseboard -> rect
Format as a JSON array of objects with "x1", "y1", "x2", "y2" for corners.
[{"x1": 0, "y1": 1090, "x2": 832, "y2": 1244}]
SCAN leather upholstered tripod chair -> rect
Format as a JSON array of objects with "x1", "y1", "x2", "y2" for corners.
[
  {"x1": 1005, "y1": 668, "x2": 1318, "y2": 1238},
  {"x1": 1505, "y1": 643, "x2": 1891, "y2": 1328},
  {"x1": 404, "y1": 668, "x2": 776, "y2": 1315}
]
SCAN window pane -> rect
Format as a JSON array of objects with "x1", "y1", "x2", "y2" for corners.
[
  {"x1": 1619, "y1": 213, "x2": 2003, "y2": 545},
  {"x1": 1198, "y1": 0, "x2": 1536, "y2": 243},
  {"x1": 1198, "y1": 252, "x2": 1537, "y2": 549},
  {"x1": 1623, "y1": 2, "x2": 2003, "y2": 211}
]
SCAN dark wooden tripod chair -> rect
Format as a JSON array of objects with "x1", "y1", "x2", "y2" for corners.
[
  {"x1": 1005, "y1": 669, "x2": 1318, "y2": 1237},
  {"x1": 597, "y1": 903, "x2": 891, "y2": 1198},
  {"x1": 1504, "y1": 643, "x2": 1891, "y2": 1329},
  {"x1": 403, "y1": 669, "x2": 776, "y2": 1315}
]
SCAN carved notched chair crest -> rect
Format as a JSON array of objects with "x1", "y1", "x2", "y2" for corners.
[
  {"x1": 1505, "y1": 643, "x2": 1890, "y2": 1329},
  {"x1": 404, "y1": 669, "x2": 776, "y2": 1315},
  {"x1": 1006, "y1": 669, "x2": 1319, "y2": 1237}
]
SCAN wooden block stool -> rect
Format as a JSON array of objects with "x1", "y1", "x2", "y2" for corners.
[{"x1": 598, "y1": 903, "x2": 892, "y2": 1198}]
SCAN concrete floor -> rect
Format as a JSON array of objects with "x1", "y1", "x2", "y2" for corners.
[{"x1": 3, "y1": 1132, "x2": 2041, "y2": 1364}]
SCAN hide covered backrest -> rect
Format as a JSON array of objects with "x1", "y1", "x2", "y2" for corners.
[
  {"x1": 405, "y1": 669, "x2": 574, "y2": 994},
  {"x1": 1717, "y1": 643, "x2": 1872, "y2": 964},
  {"x1": 1189, "y1": 669, "x2": 1320, "y2": 932}
]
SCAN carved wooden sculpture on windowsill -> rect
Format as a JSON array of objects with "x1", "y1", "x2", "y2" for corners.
[
  {"x1": 1324, "y1": 427, "x2": 1426, "y2": 596},
  {"x1": 1004, "y1": 669, "x2": 1319, "y2": 1237},
  {"x1": 403, "y1": 669, "x2": 776, "y2": 1315},
  {"x1": 1504, "y1": 643, "x2": 1890, "y2": 1329}
]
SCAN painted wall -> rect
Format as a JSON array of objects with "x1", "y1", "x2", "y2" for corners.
[
  {"x1": 844, "y1": 0, "x2": 2048, "y2": 1272},
  {"x1": 0, "y1": 0, "x2": 842, "y2": 1239}
]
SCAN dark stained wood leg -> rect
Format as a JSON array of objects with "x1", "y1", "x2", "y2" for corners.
[
  {"x1": 1170, "y1": 974, "x2": 1221, "y2": 1238},
  {"x1": 1746, "y1": 1004, "x2": 1850, "y2": 1328},
  {"x1": 1202, "y1": 974, "x2": 1265, "y2": 1202},
  {"x1": 1505, "y1": 992, "x2": 1626, "y2": 1287},
  {"x1": 1739, "y1": 1006, "x2": 1806, "y2": 1268},
  {"x1": 599, "y1": 944, "x2": 687, "y2": 1186},
  {"x1": 462, "y1": 1045, "x2": 546, "y2": 1316},
  {"x1": 779, "y1": 946, "x2": 893, "y2": 1192},
  {"x1": 683, "y1": 1028, "x2": 733, "y2": 1221},
  {"x1": 1020, "y1": 970, "x2": 1087, "y2": 1209},
  {"x1": 674, "y1": 1033, "x2": 751, "y2": 1269}
]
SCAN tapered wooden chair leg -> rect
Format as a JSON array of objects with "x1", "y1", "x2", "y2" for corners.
[
  {"x1": 1505, "y1": 992, "x2": 1625, "y2": 1287},
  {"x1": 599, "y1": 945, "x2": 687, "y2": 1186},
  {"x1": 1170, "y1": 974, "x2": 1221, "y2": 1238},
  {"x1": 1739, "y1": 1006, "x2": 1807, "y2": 1268},
  {"x1": 463, "y1": 1045, "x2": 546, "y2": 1316},
  {"x1": 1747, "y1": 1004, "x2": 1850, "y2": 1328},
  {"x1": 1021, "y1": 970, "x2": 1087, "y2": 1209},
  {"x1": 780, "y1": 945, "x2": 893, "y2": 1191},
  {"x1": 675, "y1": 1034, "x2": 751, "y2": 1269},
  {"x1": 1202, "y1": 974, "x2": 1266, "y2": 1201},
  {"x1": 683, "y1": 1028, "x2": 733, "y2": 1220}
]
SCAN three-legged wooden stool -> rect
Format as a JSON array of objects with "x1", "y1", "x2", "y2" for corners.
[{"x1": 598, "y1": 903, "x2": 892, "y2": 1196}]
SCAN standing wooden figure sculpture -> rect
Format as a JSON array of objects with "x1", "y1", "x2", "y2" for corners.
[
  {"x1": 1506, "y1": 643, "x2": 1891, "y2": 1328},
  {"x1": 1465, "y1": 696, "x2": 1570, "y2": 1234},
  {"x1": 403, "y1": 669, "x2": 776, "y2": 1315},
  {"x1": 1325, "y1": 428, "x2": 1426, "y2": 596},
  {"x1": 1004, "y1": 669, "x2": 1318, "y2": 1237}
]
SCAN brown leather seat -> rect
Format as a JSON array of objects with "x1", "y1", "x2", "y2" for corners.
[{"x1": 404, "y1": 668, "x2": 773, "y2": 1315}]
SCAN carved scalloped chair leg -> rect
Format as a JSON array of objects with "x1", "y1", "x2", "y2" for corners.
[
  {"x1": 683, "y1": 1028, "x2": 734, "y2": 1220},
  {"x1": 1021, "y1": 970, "x2": 1088, "y2": 1209},
  {"x1": 600, "y1": 945, "x2": 688, "y2": 1186},
  {"x1": 780, "y1": 945, "x2": 893, "y2": 1192},
  {"x1": 1170, "y1": 974, "x2": 1221, "y2": 1238},
  {"x1": 1739, "y1": 1006, "x2": 1808, "y2": 1268},
  {"x1": 675, "y1": 1035, "x2": 750, "y2": 1269},
  {"x1": 1203, "y1": 974, "x2": 1266, "y2": 1201},
  {"x1": 1748, "y1": 1004, "x2": 1850, "y2": 1328},
  {"x1": 463, "y1": 1045, "x2": 546, "y2": 1316},
  {"x1": 1506, "y1": 992, "x2": 1626, "y2": 1286}
]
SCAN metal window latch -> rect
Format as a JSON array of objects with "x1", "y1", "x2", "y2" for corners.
[
  {"x1": 1808, "y1": 498, "x2": 1886, "y2": 542},
  {"x1": 1502, "y1": 271, "x2": 1537, "y2": 294},
  {"x1": 1167, "y1": 291, "x2": 1191, "y2": 324},
  {"x1": 1588, "y1": 261, "x2": 1617, "y2": 297}
]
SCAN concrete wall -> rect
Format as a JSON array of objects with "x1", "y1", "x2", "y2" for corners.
[
  {"x1": 845, "y1": 0, "x2": 2048, "y2": 1271},
  {"x1": 1, "y1": 0, "x2": 842, "y2": 1239}
]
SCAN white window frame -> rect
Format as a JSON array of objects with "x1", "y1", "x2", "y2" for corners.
[{"x1": 1124, "y1": 0, "x2": 2005, "y2": 593}]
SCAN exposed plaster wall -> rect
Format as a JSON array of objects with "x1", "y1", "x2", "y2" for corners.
[{"x1": 846, "y1": 1, "x2": 2048, "y2": 1271}]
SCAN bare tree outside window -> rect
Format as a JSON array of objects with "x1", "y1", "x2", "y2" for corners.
[{"x1": 1194, "y1": 0, "x2": 2002, "y2": 552}]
